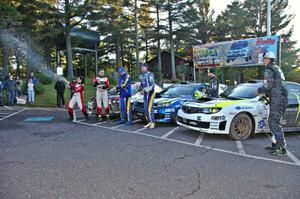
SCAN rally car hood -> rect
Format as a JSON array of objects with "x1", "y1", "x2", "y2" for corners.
[{"x1": 183, "y1": 96, "x2": 261, "y2": 108}]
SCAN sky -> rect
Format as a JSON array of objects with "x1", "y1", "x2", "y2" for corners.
[{"x1": 210, "y1": 0, "x2": 300, "y2": 49}]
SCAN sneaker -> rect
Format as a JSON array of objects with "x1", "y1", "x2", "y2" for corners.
[
  {"x1": 149, "y1": 123, "x2": 155, "y2": 129},
  {"x1": 118, "y1": 119, "x2": 126, "y2": 124},
  {"x1": 270, "y1": 147, "x2": 287, "y2": 156},
  {"x1": 143, "y1": 123, "x2": 151, "y2": 128},
  {"x1": 125, "y1": 121, "x2": 132, "y2": 125},
  {"x1": 84, "y1": 112, "x2": 88, "y2": 119},
  {"x1": 265, "y1": 143, "x2": 277, "y2": 151}
]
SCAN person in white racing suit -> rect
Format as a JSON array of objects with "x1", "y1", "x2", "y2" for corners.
[
  {"x1": 68, "y1": 76, "x2": 88, "y2": 120},
  {"x1": 93, "y1": 68, "x2": 110, "y2": 121}
]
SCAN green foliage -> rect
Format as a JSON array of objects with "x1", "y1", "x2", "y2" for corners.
[
  {"x1": 36, "y1": 72, "x2": 52, "y2": 85},
  {"x1": 34, "y1": 82, "x2": 45, "y2": 95}
]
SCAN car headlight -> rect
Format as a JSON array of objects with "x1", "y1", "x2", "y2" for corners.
[
  {"x1": 157, "y1": 102, "x2": 171, "y2": 108},
  {"x1": 202, "y1": 107, "x2": 222, "y2": 114}
]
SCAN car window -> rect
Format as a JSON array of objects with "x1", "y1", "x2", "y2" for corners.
[
  {"x1": 231, "y1": 41, "x2": 248, "y2": 49},
  {"x1": 286, "y1": 83, "x2": 300, "y2": 102},
  {"x1": 160, "y1": 86, "x2": 195, "y2": 97},
  {"x1": 224, "y1": 84, "x2": 258, "y2": 99}
]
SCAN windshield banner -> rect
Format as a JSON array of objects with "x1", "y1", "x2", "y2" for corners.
[{"x1": 193, "y1": 35, "x2": 279, "y2": 68}]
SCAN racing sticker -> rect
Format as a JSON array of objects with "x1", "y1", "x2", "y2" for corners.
[
  {"x1": 258, "y1": 118, "x2": 267, "y2": 129},
  {"x1": 235, "y1": 106, "x2": 253, "y2": 110}
]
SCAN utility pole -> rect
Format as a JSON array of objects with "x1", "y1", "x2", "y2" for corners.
[{"x1": 267, "y1": 0, "x2": 271, "y2": 36}]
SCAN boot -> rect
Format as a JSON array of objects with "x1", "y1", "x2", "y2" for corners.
[
  {"x1": 265, "y1": 143, "x2": 277, "y2": 151},
  {"x1": 106, "y1": 114, "x2": 110, "y2": 122},
  {"x1": 270, "y1": 147, "x2": 287, "y2": 156},
  {"x1": 98, "y1": 114, "x2": 102, "y2": 121},
  {"x1": 84, "y1": 111, "x2": 88, "y2": 119},
  {"x1": 68, "y1": 111, "x2": 74, "y2": 121}
]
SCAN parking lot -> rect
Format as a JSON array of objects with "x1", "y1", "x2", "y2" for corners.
[
  {"x1": 1, "y1": 107, "x2": 300, "y2": 198},
  {"x1": 74, "y1": 109, "x2": 300, "y2": 168}
]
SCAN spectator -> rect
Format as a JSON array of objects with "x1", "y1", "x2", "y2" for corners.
[
  {"x1": 54, "y1": 79, "x2": 66, "y2": 107},
  {"x1": 4, "y1": 72, "x2": 11, "y2": 81},
  {"x1": 0, "y1": 78, "x2": 3, "y2": 106},
  {"x1": 26, "y1": 72, "x2": 37, "y2": 87},
  {"x1": 27, "y1": 78, "x2": 35, "y2": 104},
  {"x1": 4, "y1": 74, "x2": 16, "y2": 106},
  {"x1": 16, "y1": 76, "x2": 23, "y2": 97}
]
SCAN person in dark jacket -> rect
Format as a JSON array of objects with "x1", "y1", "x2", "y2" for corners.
[
  {"x1": 54, "y1": 78, "x2": 66, "y2": 107},
  {"x1": 207, "y1": 68, "x2": 219, "y2": 98},
  {"x1": 257, "y1": 51, "x2": 288, "y2": 156},
  {"x1": 4, "y1": 74, "x2": 16, "y2": 106}
]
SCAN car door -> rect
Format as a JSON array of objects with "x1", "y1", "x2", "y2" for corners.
[{"x1": 282, "y1": 83, "x2": 300, "y2": 128}]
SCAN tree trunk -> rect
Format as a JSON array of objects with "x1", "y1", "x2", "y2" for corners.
[
  {"x1": 156, "y1": 3, "x2": 162, "y2": 85},
  {"x1": 168, "y1": 2, "x2": 176, "y2": 80},
  {"x1": 2, "y1": 46, "x2": 9, "y2": 77},
  {"x1": 134, "y1": 0, "x2": 140, "y2": 79},
  {"x1": 65, "y1": 0, "x2": 73, "y2": 78}
]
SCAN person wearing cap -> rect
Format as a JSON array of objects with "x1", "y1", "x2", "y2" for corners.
[
  {"x1": 139, "y1": 63, "x2": 156, "y2": 129},
  {"x1": 117, "y1": 66, "x2": 132, "y2": 125},
  {"x1": 257, "y1": 51, "x2": 288, "y2": 156},
  {"x1": 194, "y1": 84, "x2": 207, "y2": 99},
  {"x1": 207, "y1": 68, "x2": 219, "y2": 98}
]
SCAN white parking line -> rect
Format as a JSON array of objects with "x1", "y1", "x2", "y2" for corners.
[
  {"x1": 195, "y1": 133, "x2": 204, "y2": 146},
  {"x1": 235, "y1": 141, "x2": 246, "y2": 155},
  {"x1": 266, "y1": 134, "x2": 300, "y2": 166},
  {"x1": 111, "y1": 120, "x2": 141, "y2": 129},
  {"x1": 0, "y1": 108, "x2": 27, "y2": 121},
  {"x1": 4, "y1": 106, "x2": 13, "y2": 110},
  {"x1": 134, "y1": 127, "x2": 147, "y2": 133},
  {"x1": 76, "y1": 119, "x2": 86, "y2": 122},
  {"x1": 161, "y1": 126, "x2": 180, "y2": 138},
  {"x1": 74, "y1": 120, "x2": 300, "y2": 168}
]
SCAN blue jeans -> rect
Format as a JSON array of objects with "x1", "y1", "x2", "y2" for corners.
[
  {"x1": 17, "y1": 90, "x2": 22, "y2": 97},
  {"x1": 28, "y1": 90, "x2": 35, "y2": 103},
  {"x1": 7, "y1": 91, "x2": 15, "y2": 106}
]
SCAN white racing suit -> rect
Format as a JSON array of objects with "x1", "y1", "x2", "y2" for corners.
[
  {"x1": 93, "y1": 76, "x2": 110, "y2": 116},
  {"x1": 68, "y1": 83, "x2": 88, "y2": 119}
]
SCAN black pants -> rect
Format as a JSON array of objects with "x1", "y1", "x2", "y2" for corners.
[{"x1": 57, "y1": 92, "x2": 65, "y2": 107}]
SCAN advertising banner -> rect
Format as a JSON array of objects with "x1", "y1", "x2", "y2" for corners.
[{"x1": 193, "y1": 35, "x2": 279, "y2": 68}]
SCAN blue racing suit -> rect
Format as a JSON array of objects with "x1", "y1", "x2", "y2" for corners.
[
  {"x1": 140, "y1": 71, "x2": 156, "y2": 123},
  {"x1": 118, "y1": 73, "x2": 132, "y2": 122}
]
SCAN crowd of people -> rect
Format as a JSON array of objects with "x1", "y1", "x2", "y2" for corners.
[{"x1": 0, "y1": 72, "x2": 37, "y2": 106}]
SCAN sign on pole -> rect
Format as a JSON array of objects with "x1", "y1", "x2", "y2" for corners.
[{"x1": 193, "y1": 35, "x2": 279, "y2": 69}]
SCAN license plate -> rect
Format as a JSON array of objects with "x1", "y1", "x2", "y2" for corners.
[{"x1": 189, "y1": 121, "x2": 197, "y2": 126}]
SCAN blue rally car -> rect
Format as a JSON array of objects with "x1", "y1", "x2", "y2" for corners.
[{"x1": 133, "y1": 83, "x2": 207, "y2": 123}]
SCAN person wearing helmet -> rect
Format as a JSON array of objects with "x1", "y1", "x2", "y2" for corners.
[
  {"x1": 257, "y1": 51, "x2": 288, "y2": 156},
  {"x1": 93, "y1": 68, "x2": 110, "y2": 121},
  {"x1": 117, "y1": 67, "x2": 132, "y2": 125},
  {"x1": 68, "y1": 76, "x2": 88, "y2": 120},
  {"x1": 194, "y1": 84, "x2": 207, "y2": 99},
  {"x1": 140, "y1": 63, "x2": 156, "y2": 129},
  {"x1": 207, "y1": 68, "x2": 219, "y2": 98}
]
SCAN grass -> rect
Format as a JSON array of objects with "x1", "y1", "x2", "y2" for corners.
[{"x1": 1, "y1": 77, "x2": 109, "y2": 108}]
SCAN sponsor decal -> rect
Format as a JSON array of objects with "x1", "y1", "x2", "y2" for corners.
[
  {"x1": 255, "y1": 38, "x2": 275, "y2": 45},
  {"x1": 165, "y1": 108, "x2": 175, "y2": 113},
  {"x1": 229, "y1": 112, "x2": 237, "y2": 115},
  {"x1": 258, "y1": 118, "x2": 267, "y2": 129},
  {"x1": 235, "y1": 106, "x2": 253, "y2": 110},
  {"x1": 211, "y1": 116, "x2": 226, "y2": 120},
  {"x1": 197, "y1": 116, "x2": 202, "y2": 121}
]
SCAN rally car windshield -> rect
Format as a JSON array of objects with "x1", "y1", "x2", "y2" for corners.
[
  {"x1": 160, "y1": 86, "x2": 195, "y2": 97},
  {"x1": 223, "y1": 84, "x2": 258, "y2": 99}
]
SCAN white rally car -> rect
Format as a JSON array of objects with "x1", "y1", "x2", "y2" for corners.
[{"x1": 177, "y1": 81, "x2": 300, "y2": 140}]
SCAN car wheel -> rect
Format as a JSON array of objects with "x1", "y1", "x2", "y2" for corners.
[{"x1": 229, "y1": 113, "x2": 253, "y2": 140}]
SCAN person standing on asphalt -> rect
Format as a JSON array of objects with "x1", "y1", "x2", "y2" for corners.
[
  {"x1": 117, "y1": 67, "x2": 132, "y2": 125},
  {"x1": 0, "y1": 78, "x2": 3, "y2": 106},
  {"x1": 207, "y1": 68, "x2": 219, "y2": 98},
  {"x1": 16, "y1": 76, "x2": 23, "y2": 97},
  {"x1": 54, "y1": 78, "x2": 66, "y2": 108},
  {"x1": 68, "y1": 78, "x2": 77, "y2": 99},
  {"x1": 257, "y1": 51, "x2": 288, "y2": 156},
  {"x1": 27, "y1": 78, "x2": 35, "y2": 104},
  {"x1": 4, "y1": 74, "x2": 16, "y2": 106},
  {"x1": 93, "y1": 68, "x2": 110, "y2": 121},
  {"x1": 68, "y1": 76, "x2": 88, "y2": 120},
  {"x1": 139, "y1": 63, "x2": 156, "y2": 129}
]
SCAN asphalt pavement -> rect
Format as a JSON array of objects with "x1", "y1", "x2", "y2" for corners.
[{"x1": 0, "y1": 107, "x2": 299, "y2": 199}]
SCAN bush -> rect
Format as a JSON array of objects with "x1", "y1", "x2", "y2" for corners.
[
  {"x1": 35, "y1": 83, "x2": 45, "y2": 95},
  {"x1": 36, "y1": 72, "x2": 52, "y2": 85}
]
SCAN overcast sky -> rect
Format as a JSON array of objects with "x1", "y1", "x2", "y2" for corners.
[{"x1": 210, "y1": 0, "x2": 300, "y2": 49}]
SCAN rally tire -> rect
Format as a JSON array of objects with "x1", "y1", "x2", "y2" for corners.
[{"x1": 229, "y1": 113, "x2": 253, "y2": 140}]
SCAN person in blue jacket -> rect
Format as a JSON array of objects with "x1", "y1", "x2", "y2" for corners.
[
  {"x1": 117, "y1": 67, "x2": 132, "y2": 125},
  {"x1": 140, "y1": 63, "x2": 156, "y2": 129}
]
